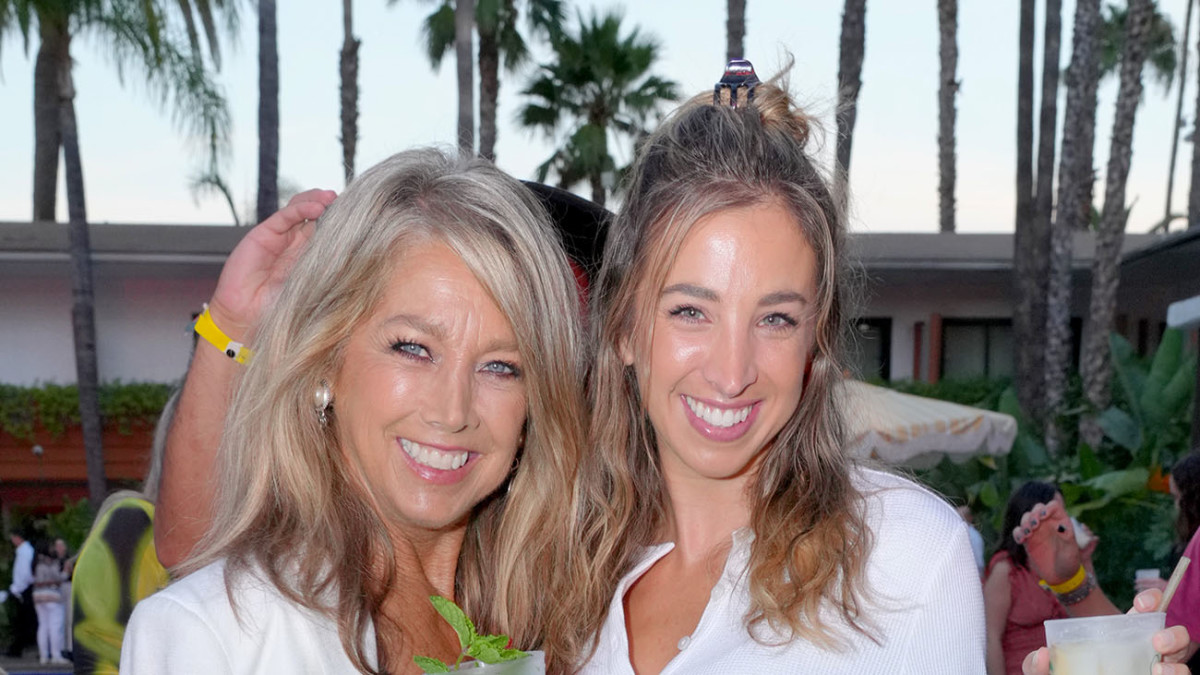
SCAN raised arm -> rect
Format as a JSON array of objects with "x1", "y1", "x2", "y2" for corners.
[{"x1": 154, "y1": 190, "x2": 336, "y2": 569}]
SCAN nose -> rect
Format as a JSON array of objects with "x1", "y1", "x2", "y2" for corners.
[
  {"x1": 701, "y1": 323, "x2": 757, "y2": 398},
  {"x1": 420, "y1": 361, "x2": 476, "y2": 432}
]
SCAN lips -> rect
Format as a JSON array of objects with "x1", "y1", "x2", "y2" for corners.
[
  {"x1": 400, "y1": 438, "x2": 470, "y2": 470},
  {"x1": 681, "y1": 395, "x2": 758, "y2": 442}
]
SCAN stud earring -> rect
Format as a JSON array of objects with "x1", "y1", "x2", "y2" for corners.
[{"x1": 314, "y1": 380, "x2": 333, "y2": 427}]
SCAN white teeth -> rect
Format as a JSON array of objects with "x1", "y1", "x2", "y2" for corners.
[
  {"x1": 400, "y1": 438, "x2": 470, "y2": 471},
  {"x1": 684, "y1": 396, "x2": 751, "y2": 428}
]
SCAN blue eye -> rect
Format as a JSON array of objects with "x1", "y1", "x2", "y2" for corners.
[
  {"x1": 391, "y1": 341, "x2": 430, "y2": 359},
  {"x1": 668, "y1": 305, "x2": 705, "y2": 321},
  {"x1": 761, "y1": 313, "x2": 798, "y2": 328},
  {"x1": 481, "y1": 360, "x2": 521, "y2": 378}
]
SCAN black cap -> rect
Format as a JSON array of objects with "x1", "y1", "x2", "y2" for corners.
[{"x1": 522, "y1": 181, "x2": 612, "y2": 277}]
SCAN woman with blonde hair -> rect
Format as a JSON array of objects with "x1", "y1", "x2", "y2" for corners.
[
  {"x1": 558, "y1": 61, "x2": 986, "y2": 672},
  {"x1": 123, "y1": 148, "x2": 587, "y2": 673}
]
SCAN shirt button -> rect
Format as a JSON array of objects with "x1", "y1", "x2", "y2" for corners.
[{"x1": 677, "y1": 636, "x2": 691, "y2": 651}]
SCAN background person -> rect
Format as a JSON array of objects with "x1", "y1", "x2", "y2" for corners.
[
  {"x1": 70, "y1": 390, "x2": 177, "y2": 674},
  {"x1": 4, "y1": 527, "x2": 36, "y2": 658},
  {"x1": 32, "y1": 541, "x2": 69, "y2": 665}
]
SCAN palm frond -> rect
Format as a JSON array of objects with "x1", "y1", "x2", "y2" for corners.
[{"x1": 422, "y1": 0, "x2": 454, "y2": 69}]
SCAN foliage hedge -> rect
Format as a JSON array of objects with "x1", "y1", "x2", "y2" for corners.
[{"x1": 0, "y1": 381, "x2": 173, "y2": 440}]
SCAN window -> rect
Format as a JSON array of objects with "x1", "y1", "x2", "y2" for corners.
[
  {"x1": 849, "y1": 318, "x2": 891, "y2": 380},
  {"x1": 941, "y1": 319, "x2": 1013, "y2": 380}
]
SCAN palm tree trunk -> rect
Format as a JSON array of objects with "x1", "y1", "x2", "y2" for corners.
[
  {"x1": 57, "y1": 56, "x2": 107, "y2": 507},
  {"x1": 340, "y1": 0, "x2": 359, "y2": 184},
  {"x1": 257, "y1": 0, "x2": 279, "y2": 224},
  {"x1": 1080, "y1": 0, "x2": 1154, "y2": 446},
  {"x1": 1188, "y1": 3, "x2": 1200, "y2": 229},
  {"x1": 478, "y1": 14, "x2": 499, "y2": 162},
  {"x1": 33, "y1": 16, "x2": 69, "y2": 222},
  {"x1": 1021, "y1": 0, "x2": 1062, "y2": 429},
  {"x1": 1013, "y1": 0, "x2": 1040, "y2": 420},
  {"x1": 1046, "y1": 0, "x2": 1102, "y2": 454},
  {"x1": 1165, "y1": 0, "x2": 1194, "y2": 227},
  {"x1": 726, "y1": 0, "x2": 746, "y2": 62},
  {"x1": 835, "y1": 0, "x2": 866, "y2": 210},
  {"x1": 456, "y1": 0, "x2": 476, "y2": 156},
  {"x1": 937, "y1": 0, "x2": 957, "y2": 233}
]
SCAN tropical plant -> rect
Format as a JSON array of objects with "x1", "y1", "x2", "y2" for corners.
[
  {"x1": 0, "y1": 0, "x2": 237, "y2": 221},
  {"x1": 257, "y1": 0, "x2": 279, "y2": 223},
  {"x1": 834, "y1": 0, "x2": 866, "y2": 209},
  {"x1": 1080, "y1": 0, "x2": 1155, "y2": 447},
  {"x1": 414, "y1": 0, "x2": 562, "y2": 161},
  {"x1": 937, "y1": 0, "x2": 957, "y2": 234},
  {"x1": 1098, "y1": 1, "x2": 1178, "y2": 90},
  {"x1": 1045, "y1": 0, "x2": 1103, "y2": 455},
  {"x1": 726, "y1": 0, "x2": 745, "y2": 63},
  {"x1": 518, "y1": 11, "x2": 678, "y2": 207},
  {"x1": 393, "y1": 0, "x2": 473, "y2": 155}
]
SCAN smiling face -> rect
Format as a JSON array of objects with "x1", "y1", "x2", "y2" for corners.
[
  {"x1": 632, "y1": 200, "x2": 819, "y2": 484},
  {"x1": 332, "y1": 239, "x2": 527, "y2": 535}
]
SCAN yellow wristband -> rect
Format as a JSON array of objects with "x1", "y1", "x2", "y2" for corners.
[
  {"x1": 194, "y1": 304, "x2": 253, "y2": 365},
  {"x1": 1045, "y1": 565, "x2": 1088, "y2": 595}
]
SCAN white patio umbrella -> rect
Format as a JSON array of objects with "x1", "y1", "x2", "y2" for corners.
[{"x1": 838, "y1": 379, "x2": 1017, "y2": 468}]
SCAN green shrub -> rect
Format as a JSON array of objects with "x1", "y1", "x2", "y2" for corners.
[{"x1": 0, "y1": 381, "x2": 174, "y2": 441}]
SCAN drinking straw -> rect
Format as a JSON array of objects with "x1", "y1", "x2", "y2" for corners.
[{"x1": 1157, "y1": 555, "x2": 1191, "y2": 613}]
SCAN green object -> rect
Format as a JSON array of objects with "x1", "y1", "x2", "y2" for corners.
[
  {"x1": 414, "y1": 595, "x2": 528, "y2": 673},
  {"x1": 71, "y1": 497, "x2": 170, "y2": 675}
]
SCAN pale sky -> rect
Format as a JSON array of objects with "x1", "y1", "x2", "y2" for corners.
[{"x1": 0, "y1": 0, "x2": 1193, "y2": 233}]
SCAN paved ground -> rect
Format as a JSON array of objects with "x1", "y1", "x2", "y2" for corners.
[{"x1": 0, "y1": 650, "x2": 73, "y2": 674}]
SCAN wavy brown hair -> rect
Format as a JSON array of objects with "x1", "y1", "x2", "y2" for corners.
[
  {"x1": 557, "y1": 76, "x2": 874, "y2": 662},
  {"x1": 182, "y1": 148, "x2": 587, "y2": 674}
]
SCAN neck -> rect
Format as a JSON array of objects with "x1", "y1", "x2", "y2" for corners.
[{"x1": 659, "y1": 462, "x2": 753, "y2": 565}]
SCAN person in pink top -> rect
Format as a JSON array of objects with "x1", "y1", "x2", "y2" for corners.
[{"x1": 1164, "y1": 454, "x2": 1200, "y2": 668}]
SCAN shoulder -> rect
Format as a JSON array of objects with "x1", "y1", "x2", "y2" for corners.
[
  {"x1": 852, "y1": 466, "x2": 965, "y2": 539},
  {"x1": 132, "y1": 559, "x2": 287, "y2": 635}
]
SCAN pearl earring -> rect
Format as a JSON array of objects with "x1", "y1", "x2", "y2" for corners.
[{"x1": 314, "y1": 380, "x2": 333, "y2": 427}]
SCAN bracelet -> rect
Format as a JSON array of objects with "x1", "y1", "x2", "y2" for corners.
[
  {"x1": 193, "y1": 304, "x2": 253, "y2": 365},
  {"x1": 1053, "y1": 571, "x2": 1096, "y2": 606},
  {"x1": 1045, "y1": 565, "x2": 1088, "y2": 595}
]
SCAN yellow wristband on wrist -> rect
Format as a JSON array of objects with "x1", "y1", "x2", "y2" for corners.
[
  {"x1": 194, "y1": 304, "x2": 253, "y2": 365},
  {"x1": 1046, "y1": 565, "x2": 1088, "y2": 595}
]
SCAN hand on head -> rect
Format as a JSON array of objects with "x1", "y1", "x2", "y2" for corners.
[
  {"x1": 1013, "y1": 498, "x2": 1081, "y2": 585},
  {"x1": 208, "y1": 189, "x2": 337, "y2": 337}
]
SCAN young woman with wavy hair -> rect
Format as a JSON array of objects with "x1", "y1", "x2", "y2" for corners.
[
  {"x1": 557, "y1": 63, "x2": 986, "y2": 673},
  {"x1": 123, "y1": 148, "x2": 587, "y2": 673}
]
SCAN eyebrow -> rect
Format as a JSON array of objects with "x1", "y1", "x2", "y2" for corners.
[
  {"x1": 660, "y1": 284, "x2": 810, "y2": 307},
  {"x1": 382, "y1": 314, "x2": 520, "y2": 353}
]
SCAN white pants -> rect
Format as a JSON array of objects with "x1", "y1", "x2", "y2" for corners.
[{"x1": 34, "y1": 600, "x2": 64, "y2": 661}]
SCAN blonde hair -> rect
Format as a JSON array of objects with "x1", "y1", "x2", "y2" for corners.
[
  {"x1": 563, "y1": 77, "x2": 873, "y2": 659},
  {"x1": 182, "y1": 148, "x2": 587, "y2": 674}
]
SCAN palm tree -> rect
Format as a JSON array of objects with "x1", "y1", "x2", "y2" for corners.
[
  {"x1": 2, "y1": 0, "x2": 235, "y2": 221},
  {"x1": 937, "y1": 0, "x2": 957, "y2": 233},
  {"x1": 341, "y1": 0, "x2": 359, "y2": 183},
  {"x1": 1079, "y1": 0, "x2": 1155, "y2": 446},
  {"x1": 0, "y1": 0, "x2": 234, "y2": 506},
  {"x1": 1013, "y1": 0, "x2": 1040, "y2": 422},
  {"x1": 257, "y1": 0, "x2": 279, "y2": 223},
  {"x1": 726, "y1": 0, "x2": 746, "y2": 62},
  {"x1": 419, "y1": 0, "x2": 562, "y2": 162},
  {"x1": 455, "y1": 0, "x2": 474, "y2": 155},
  {"x1": 519, "y1": 11, "x2": 678, "y2": 207},
  {"x1": 1163, "y1": 0, "x2": 1192, "y2": 228},
  {"x1": 835, "y1": 0, "x2": 866, "y2": 209},
  {"x1": 1044, "y1": 0, "x2": 1102, "y2": 454}
]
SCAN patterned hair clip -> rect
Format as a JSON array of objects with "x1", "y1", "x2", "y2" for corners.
[{"x1": 713, "y1": 58, "x2": 761, "y2": 108}]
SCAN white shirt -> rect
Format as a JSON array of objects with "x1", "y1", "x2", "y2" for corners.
[
  {"x1": 9, "y1": 540, "x2": 34, "y2": 597},
  {"x1": 121, "y1": 559, "x2": 375, "y2": 674},
  {"x1": 578, "y1": 468, "x2": 986, "y2": 674}
]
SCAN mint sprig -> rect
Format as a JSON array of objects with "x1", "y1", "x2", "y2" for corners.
[{"x1": 414, "y1": 596, "x2": 529, "y2": 672}]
